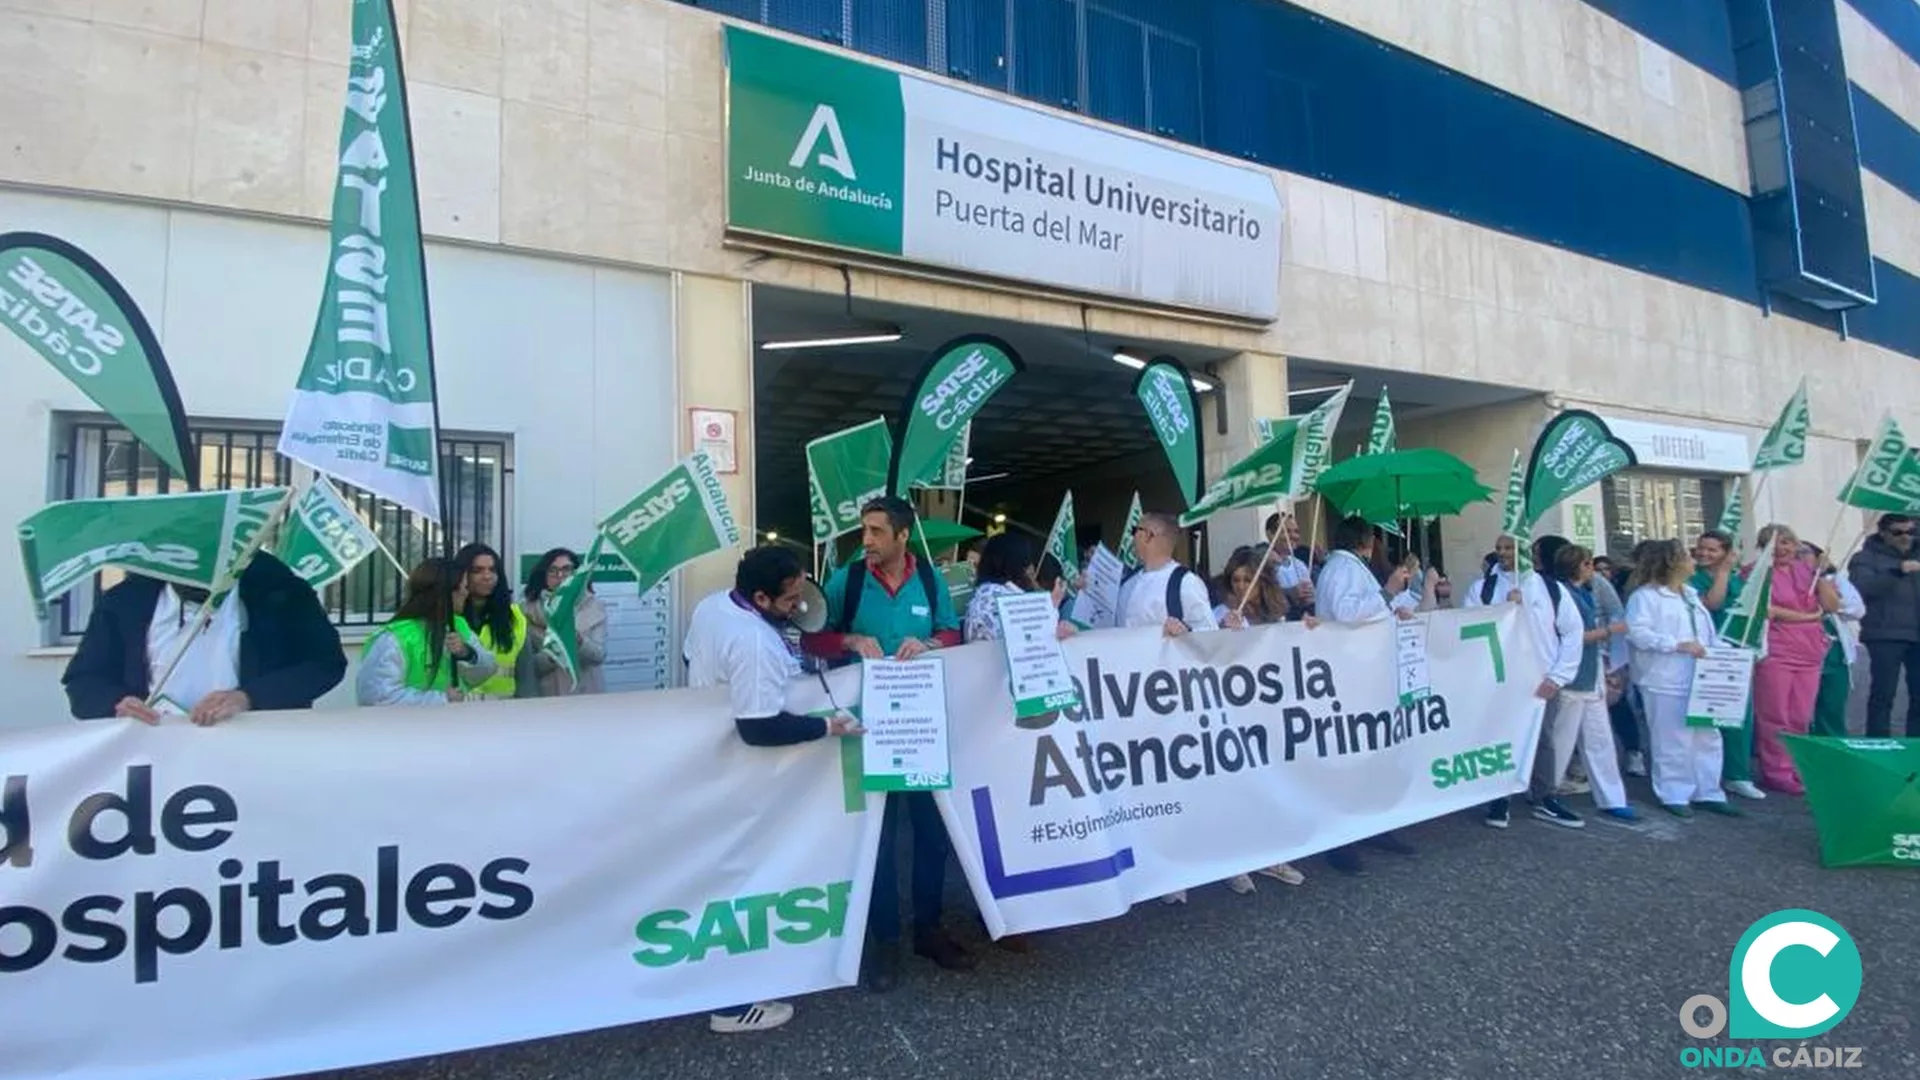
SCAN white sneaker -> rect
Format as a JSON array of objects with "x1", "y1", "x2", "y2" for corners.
[
  {"x1": 1726, "y1": 780, "x2": 1767, "y2": 800},
  {"x1": 1624, "y1": 752, "x2": 1648, "y2": 777},
  {"x1": 709, "y1": 1000, "x2": 795, "y2": 1033},
  {"x1": 1227, "y1": 873, "x2": 1256, "y2": 895},
  {"x1": 1160, "y1": 890, "x2": 1188, "y2": 905},
  {"x1": 1556, "y1": 779, "x2": 1591, "y2": 796}
]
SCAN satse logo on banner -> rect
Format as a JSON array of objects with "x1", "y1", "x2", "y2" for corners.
[
  {"x1": 1676, "y1": 909, "x2": 1865, "y2": 1070},
  {"x1": 0, "y1": 766, "x2": 534, "y2": 985},
  {"x1": 790, "y1": 104, "x2": 856, "y2": 180}
]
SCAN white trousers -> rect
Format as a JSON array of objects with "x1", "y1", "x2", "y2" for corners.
[
  {"x1": 1642, "y1": 688, "x2": 1725, "y2": 807},
  {"x1": 1547, "y1": 690, "x2": 1627, "y2": 810}
]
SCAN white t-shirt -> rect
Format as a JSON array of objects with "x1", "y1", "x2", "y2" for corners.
[
  {"x1": 1271, "y1": 554, "x2": 1312, "y2": 591},
  {"x1": 1462, "y1": 564, "x2": 1520, "y2": 608},
  {"x1": 684, "y1": 590, "x2": 801, "y2": 719},
  {"x1": 1314, "y1": 550, "x2": 1389, "y2": 623},
  {"x1": 1118, "y1": 563, "x2": 1217, "y2": 631},
  {"x1": 147, "y1": 587, "x2": 245, "y2": 713}
]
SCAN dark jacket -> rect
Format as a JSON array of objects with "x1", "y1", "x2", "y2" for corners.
[
  {"x1": 1848, "y1": 536, "x2": 1920, "y2": 644},
  {"x1": 62, "y1": 553, "x2": 347, "y2": 719}
]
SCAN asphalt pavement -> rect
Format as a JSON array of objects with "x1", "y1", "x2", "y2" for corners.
[{"x1": 305, "y1": 692, "x2": 1920, "y2": 1080}]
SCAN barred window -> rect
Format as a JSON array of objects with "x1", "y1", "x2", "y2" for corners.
[{"x1": 48, "y1": 416, "x2": 511, "y2": 641}]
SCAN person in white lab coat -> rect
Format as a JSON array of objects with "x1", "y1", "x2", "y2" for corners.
[
  {"x1": 1626, "y1": 539, "x2": 1738, "y2": 817},
  {"x1": 1462, "y1": 535, "x2": 1522, "y2": 610},
  {"x1": 1314, "y1": 516, "x2": 1420, "y2": 876},
  {"x1": 1483, "y1": 535, "x2": 1590, "y2": 830}
]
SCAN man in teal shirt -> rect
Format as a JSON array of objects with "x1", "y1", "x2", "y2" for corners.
[
  {"x1": 1690, "y1": 529, "x2": 1762, "y2": 800},
  {"x1": 803, "y1": 496, "x2": 966, "y2": 991}
]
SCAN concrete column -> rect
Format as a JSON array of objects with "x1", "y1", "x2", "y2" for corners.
[
  {"x1": 1193, "y1": 350, "x2": 1289, "y2": 572},
  {"x1": 674, "y1": 273, "x2": 755, "y2": 640}
]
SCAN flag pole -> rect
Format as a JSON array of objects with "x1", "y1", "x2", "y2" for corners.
[{"x1": 146, "y1": 487, "x2": 299, "y2": 708}]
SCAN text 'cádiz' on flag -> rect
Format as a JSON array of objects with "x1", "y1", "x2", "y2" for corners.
[
  {"x1": 1839, "y1": 413, "x2": 1920, "y2": 513},
  {"x1": 1753, "y1": 376, "x2": 1811, "y2": 472},
  {"x1": 275, "y1": 476, "x2": 389, "y2": 590},
  {"x1": 539, "y1": 534, "x2": 606, "y2": 690},
  {"x1": 1521, "y1": 410, "x2": 1637, "y2": 526},
  {"x1": 597, "y1": 453, "x2": 741, "y2": 597},
  {"x1": 0, "y1": 233, "x2": 196, "y2": 486},
  {"x1": 280, "y1": 0, "x2": 442, "y2": 523},
  {"x1": 1045, "y1": 491, "x2": 1079, "y2": 586},
  {"x1": 17, "y1": 488, "x2": 290, "y2": 617},
  {"x1": 1180, "y1": 382, "x2": 1349, "y2": 526},
  {"x1": 1119, "y1": 492, "x2": 1143, "y2": 569},
  {"x1": 1366, "y1": 387, "x2": 1396, "y2": 455},
  {"x1": 888, "y1": 335, "x2": 1021, "y2": 496},
  {"x1": 1500, "y1": 449, "x2": 1534, "y2": 576},
  {"x1": 1134, "y1": 358, "x2": 1202, "y2": 507}
]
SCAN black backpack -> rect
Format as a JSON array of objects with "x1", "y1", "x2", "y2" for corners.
[
  {"x1": 1120, "y1": 564, "x2": 1194, "y2": 627},
  {"x1": 835, "y1": 558, "x2": 942, "y2": 634}
]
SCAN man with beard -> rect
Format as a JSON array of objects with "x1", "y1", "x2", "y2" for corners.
[{"x1": 684, "y1": 544, "x2": 864, "y2": 1033}]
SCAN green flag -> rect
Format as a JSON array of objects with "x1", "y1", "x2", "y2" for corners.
[
  {"x1": 1839, "y1": 414, "x2": 1920, "y2": 513},
  {"x1": 1182, "y1": 418, "x2": 1302, "y2": 526},
  {"x1": 598, "y1": 452, "x2": 741, "y2": 596},
  {"x1": 281, "y1": 0, "x2": 442, "y2": 522},
  {"x1": 18, "y1": 488, "x2": 291, "y2": 616},
  {"x1": 1135, "y1": 358, "x2": 1202, "y2": 507},
  {"x1": 912, "y1": 421, "x2": 970, "y2": 491},
  {"x1": 1119, "y1": 492, "x2": 1143, "y2": 570},
  {"x1": 1721, "y1": 546, "x2": 1772, "y2": 656},
  {"x1": 538, "y1": 534, "x2": 605, "y2": 690},
  {"x1": 1500, "y1": 449, "x2": 1534, "y2": 576},
  {"x1": 1784, "y1": 734, "x2": 1920, "y2": 868},
  {"x1": 1044, "y1": 491, "x2": 1079, "y2": 586},
  {"x1": 890, "y1": 335, "x2": 1021, "y2": 496},
  {"x1": 1, "y1": 233, "x2": 196, "y2": 485},
  {"x1": 1366, "y1": 389, "x2": 1396, "y2": 454},
  {"x1": 1523, "y1": 410, "x2": 1637, "y2": 526},
  {"x1": 1294, "y1": 382, "x2": 1352, "y2": 495},
  {"x1": 275, "y1": 476, "x2": 388, "y2": 590},
  {"x1": 1752, "y1": 378, "x2": 1810, "y2": 472},
  {"x1": 1254, "y1": 417, "x2": 1283, "y2": 445},
  {"x1": 807, "y1": 417, "x2": 892, "y2": 542},
  {"x1": 1717, "y1": 483, "x2": 1746, "y2": 544}
]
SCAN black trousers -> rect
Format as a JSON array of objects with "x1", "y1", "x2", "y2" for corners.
[
  {"x1": 1864, "y1": 640, "x2": 1920, "y2": 738},
  {"x1": 867, "y1": 791, "x2": 951, "y2": 942}
]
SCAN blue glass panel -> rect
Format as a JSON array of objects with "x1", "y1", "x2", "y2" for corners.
[
  {"x1": 765, "y1": 0, "x2": 843, "y2": 44},
  {"x1": 1852, "y1": 83, "x2": 1920, "y2": 204},
  {"x1": 1148, "y1": 31, "x2": 1204, "y2": 143},
  {"x1": 1012, "y1": 0, "x2": 1079, "y2": 112},
  {"x1": 1087, "y1": 7, "x2": 1147, "y2": 130},
  {"x1": 851, "y1": 0, "x2": 927, "y2": 67},
  {"x1": 943, "y1": 0, "x2": 1007, "y2": 88}
]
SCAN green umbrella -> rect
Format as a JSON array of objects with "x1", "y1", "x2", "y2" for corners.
[
  {"x1": 914, "y1": 518, "x2": 983, "y2": 551},
  {"x1": 1313, "y1": 448, "x2": 1494, "y2": 523},
  {"x1": 1784, "y1": 735, "x2": 1920, "y2": 868}
]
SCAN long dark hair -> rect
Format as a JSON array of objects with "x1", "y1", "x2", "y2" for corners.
[
  {"x1": 524, "y1": 546, "x2": 580, "y2": 605},
  {"x1": 393, "y1": 558, "x2": 461, "y2": 681},
  {"x1": 977, "y1": 533, "x2": 1037, "y2": 590},
  {"x1": 1220, "y1": 546, "x2": 1288, "y2": 624},
  {"x1": 454, "y1": 542, "x2": 516, "y2": 650}
]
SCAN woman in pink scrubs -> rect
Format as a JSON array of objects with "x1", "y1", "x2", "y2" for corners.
[{"x1": 1751, "y1": 524, "x2": 1843, "y2": 794}]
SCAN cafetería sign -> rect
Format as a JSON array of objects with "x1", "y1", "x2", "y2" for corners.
[{"x1": 723, "y1": 26, "x2": 1284, "y2": 322}]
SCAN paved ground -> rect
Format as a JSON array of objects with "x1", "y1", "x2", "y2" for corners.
[{"x1": 306, "y1": 693, "x2": 1919, "y2": 1080}]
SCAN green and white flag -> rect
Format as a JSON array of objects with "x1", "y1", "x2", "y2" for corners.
[
  {"x1": 538, "y1": 534, "x2": 605, "y2": 690},
  {"x1": 1522, "y1": 410, "x2": 1637, "y2": 526},
  {"x1": 1044, "y1": 491, "x2": 1079, "y2": 586},
  {"x1": 281, "y1": 0, "x2": 442, "y2": 522},
  {"x1": 1182, "y1": 418, "x2": 1302, "y2": 526},
  {"x1": 1721, "y1": 543, "x2": 1772, "y2": 657},
  {"x1": 1294, "y1": 382, "x2": 1353, "y2": 494},
  {"x1": 1, "y1": 233, "x2": 195, "y2": 484},
  {"x1": 1500, "y1": 450, "x2": 1534, "y2": 576},
  {"x1": 912, "y1": 421, "x2": 970, "y2": 491},
  {"x1": 1366, "y1": 388, "x2": 1396, "y2": 455},
  {"x1": 18, "y1": 488, "x2": 290, "y2": 616},
  {"x1": 1119, "y1": 492, "x2": 1143, "y2": 570},
  {"x1": 1753, "y1": 378, "x2": 1810, "y2": 472},
  {"x1": 1135, "y1": 359, "x2": 1202, "y2": 508},
  {"x1": 1839, "y1": 413, "x2": 1920, "y2": 513},
  {"x1": 807, "y1": 417, "x2": 892, "y2": 542},
  {"x1": 275, "y1": 477, "x2": 387, "y2": 590},
  {"x1": 598, "y1": 452, "x2": 741, "y2": 596},
  {"x1": 890, "y1": 335, "x2": 1021, "y2": 496},
  {"x1": 1717, "y1": 484, "x2": 1746, "y2": 544}
]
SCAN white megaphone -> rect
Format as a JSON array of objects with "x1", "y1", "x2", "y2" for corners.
[{"x1": 791, "y1": 577, "x2": 830, "y2": 633}]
